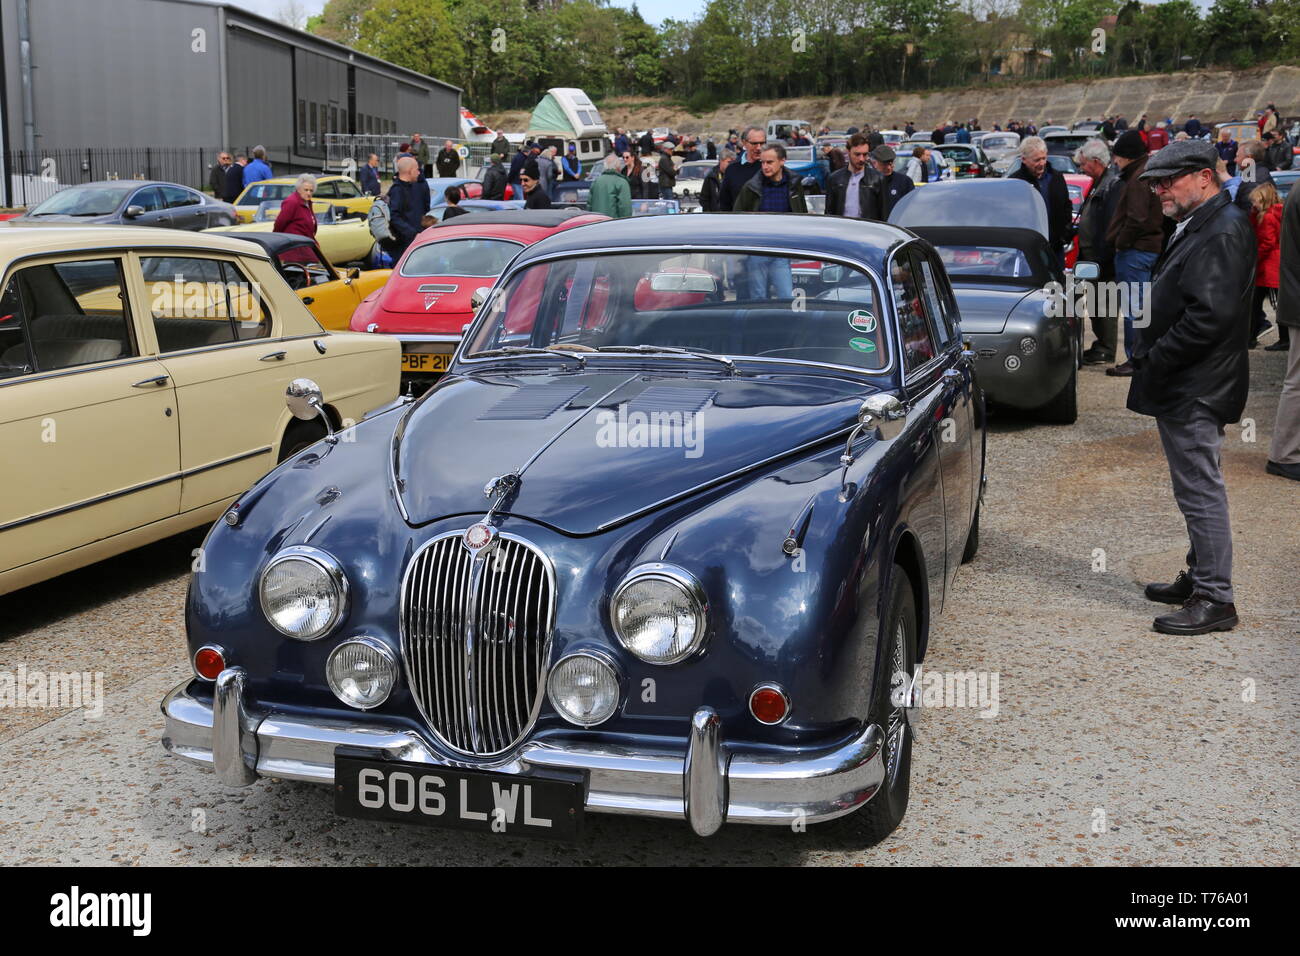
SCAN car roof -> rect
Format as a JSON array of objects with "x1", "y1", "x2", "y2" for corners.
[
  {"x1": 38, "y1": 180, "x2": 181, "y2": 191},
  {"x1": 508, "y1": 212, "x2": 914, "y2": 269},
  {"x1": 250, "y1": 175, "x2": 350, "y2": 185},
  {"x1": 432, "y1": 209, "x2": 604, "y2": 230},
  {"x1": 0, "y1": 224, "x2": 273, "y2": 259},
  {"x1": 888, "y1": 179, "x2": 1050, "y2": 239},
  {"x1": 417, "y1": 212, "x2": 607, "y2": 245},
  {"x1": 204, "y1": 230, "x2": 318, "y2": 254}
]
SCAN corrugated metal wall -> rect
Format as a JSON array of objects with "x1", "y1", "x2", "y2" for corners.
[
  {"x1": 6, "y1": 0, "x2": 223, "y2": 149},
  {"x1": 227, "y1": 27, "x2": 293, "y2": 162}
]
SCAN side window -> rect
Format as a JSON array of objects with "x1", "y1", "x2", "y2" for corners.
[
  {"x1": 0, "y1": 259, "x2": 135, "y2": 374},
  {"x1": 315, "y1": 180, "x2": 338, "y2": 198},
  {"x1": 131, "y1": 187, "x2": 165, "y2": 213},
  {"x1": 161, "y1": 185, "x2": 200, "y2": 208},
  {"x1": 141, "y1": 256, "x2": 271, "y2": 350},
  {"x1": 892, "y1": 252, "x2": 937, "y2": 374},
  {"x1": 336, "y1": 179, "x2": 360, "y2": 198},
  {"x1": 916, "y1": 253, "x2": 956, "y2": 348}
]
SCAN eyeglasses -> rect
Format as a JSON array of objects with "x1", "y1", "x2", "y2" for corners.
[
  {"x1": 746, "y1": 139, "x2": 767, "y2": 147},
  {"x1": 1148, "y1": 170, "x2": 1197, "y2": 193}
]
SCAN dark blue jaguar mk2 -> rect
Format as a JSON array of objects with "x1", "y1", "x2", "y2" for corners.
[{"x1": 162, "y1": 214, "x2": 986, "y2": 846}]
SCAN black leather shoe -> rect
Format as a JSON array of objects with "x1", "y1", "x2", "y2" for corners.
[
  {"x1": 1266, "y1": 459, "x2": 1300, "y2": 481},
  {"x1": 1153, "y1": 596, "x2": 1238, "y2": 635},
  {"x1": 1105, "y1": 361, "x2": 1134, "y2": 377},
  {"x1": 1264, "y1": 340, "x2": 1289, "y2": 352},
  {"x1": 1082, "y1": 348, "x2": 1114, "y2": 365},
  {"x1": 1144, "y1": 570, "x2": 1194, "y2": 604}
]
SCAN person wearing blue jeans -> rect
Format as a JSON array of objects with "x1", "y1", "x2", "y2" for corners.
[
  {"x1": 745, "y1": 256, "x2": 794, "y2": 299},
  {"x1": 1105, "y1": 131, "x2": 1166, "y2": 376}
]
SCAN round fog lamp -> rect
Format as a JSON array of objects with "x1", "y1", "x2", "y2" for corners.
[
  {"x1": 327, "y1": 637, "x2": 397, "y2": 710},
  {"x1": 1019, "y1": 336, "x2": 1037, "y2": 355},
  {"x1": 548, "y1": 653, "x2": 619, "y2": 726}
]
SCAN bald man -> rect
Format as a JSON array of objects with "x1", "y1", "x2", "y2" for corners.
[{"x1": 388, "y1": 155, "x2": 430, "y2": 257}]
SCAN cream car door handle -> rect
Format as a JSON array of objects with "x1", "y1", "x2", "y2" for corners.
[
  {"x1": 260, "y1": 351, "x2": 287, "y2": 362},
  {"x1": 132, "y1": 374, "x2": 170, "y2": 388}
]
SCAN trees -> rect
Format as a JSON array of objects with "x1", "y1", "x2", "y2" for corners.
[{"x1": 356, "y1": 0, "x2": 466, "y2": 80}]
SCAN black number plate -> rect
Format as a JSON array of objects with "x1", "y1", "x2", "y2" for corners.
[{"x1": 334, "y1": 750, "x2": 585, "y2": 840}]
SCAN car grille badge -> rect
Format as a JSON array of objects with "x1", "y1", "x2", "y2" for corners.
[{"x1": 463, "y1": 522, "x2": 495, "y2": 552}]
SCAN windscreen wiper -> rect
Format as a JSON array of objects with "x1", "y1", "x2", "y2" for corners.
[
  {"x1": 474, "y1": 346, "x2": 586, "y2": 367},
  {"x1": 595, "y1": 344, "x2": 735, "y2": 373}
]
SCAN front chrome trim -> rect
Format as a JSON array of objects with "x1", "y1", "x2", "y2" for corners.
[
  {"x1": 609, "y1": 562, "x2": 710, "y2": 665},
  {"x1": 0, "y1": 445, "x2": 271, "y2": 535},
  {"x1": 684, "y1": 707, "x2": 726, "y2": 836},
  {"x1": 396, "y1": 334, "x2": 463, "y2": 344},
  {"x1": 212, "y1": 668, "x2": 257, "y2": 786},
  {"x1": 258, "y1": 545, "x2": 350, "y2": 641},
  {"x1": 162, "y1": 679, "x2": 887, "y2": 828},
  {"x1": 398, "y1": 529, "x2": 558, "y2": 760},
  {"x1": 453, "y1": 244, "x2": 897, "y2": 379}
]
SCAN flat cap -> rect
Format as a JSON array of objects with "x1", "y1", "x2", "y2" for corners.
[
  {"x1": 1139, "y1": 139, "x2": 1219, "y2": 179},
  {"x1": 871, "y1": 144, "x2": 897, "y2": 163}
]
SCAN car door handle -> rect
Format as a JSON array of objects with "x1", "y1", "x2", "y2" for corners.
[
  {"x1": 301, "y1": 296, "x2": 315, "y2": 305},
  {"x1": 260, "y1": 350, "x2": 287, "y2": 362},
  {"x1": 132, "y1": 374, "x2": 169, "y2": 388}
]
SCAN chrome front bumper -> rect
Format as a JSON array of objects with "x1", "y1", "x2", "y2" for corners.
[{"x1": 162, "y1": 668, "x2": 884, "y2": 837}]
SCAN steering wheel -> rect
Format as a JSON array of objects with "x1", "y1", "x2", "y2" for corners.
[{"x1": 280, "y1": 263, "x2": 310, "y2": 290}]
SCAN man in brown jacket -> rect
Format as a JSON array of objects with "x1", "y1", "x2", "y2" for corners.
[{"x1": 1106, "y1": 130, "x2": 1166, "y2": 376}]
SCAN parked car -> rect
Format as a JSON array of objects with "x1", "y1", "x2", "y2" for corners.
[
  {"x1": 212, "y1": 200, "x2": 376, "y2": 267},
  {"x1": 0, "y1": 226, "x2": 399, "y2": 596},
  {"x1": 1037, "y1": 126, "x2": 1069, "y2": 137},
  {"x1": 234, "y1": 175, "x2": 372, "y2": 223},
  {"x1": 427, "y1": 177, "x2": 484, "y2": 204},
  {"x1": 889, "y1": 178, "x2": 1085, "y2": 423},
  {"x1": 979, "y1": 132, "x2": 1021, "y2": 162},
  {"x1": 349, "y1": 209, "x2": 607, "y2": 388},
  {"x1": 207, "y1": 231, "x2": 391, "y2": 331},
  {"x1": 933, "y1": 144, "x2": 994, "y2": 178},
  {"x1": 1063, "y1": 173, "x2": 1094, "y2": 269},
  {"x1": 632, "y1": 198, "x2": 682, "y2": 215},
  {"x1": 1043, "y1": 131, "x2": 1097, "y2": 157},
  {"x1": 1071, "y1": 121, "x2": 1103, "y2": 133},
  {"x1": 428, "y1": 198, "x2": 525, "y2": 221},
  {"x1": 674, "y1": 160, "x2": 718, "y2": 204},
  {"x1": 879, "y1": 130, "x2": 906, "y2": 146},
  {"x1": 999, "y1": 154, "x2": 1079, "y2": 178},
  {"x1": 11, "y1": 180, "x2": 237, "y2": 230},
  {"x1": 161, "y1": 212, "x2": 984, "y2": 844},
  {"x1": 1271, "y1": 168, "x2": 1300, "y2": 200}
]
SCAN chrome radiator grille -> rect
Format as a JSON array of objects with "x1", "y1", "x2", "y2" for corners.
[{"x1": 401, "y1": 531, "x2": 556, "y2": 756}]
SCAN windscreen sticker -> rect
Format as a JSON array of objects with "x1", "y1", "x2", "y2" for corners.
[
  {"x1": 847, "y1": 309, "x2": 877, "y2": 333},
  {"x1": 849, "y1": 336, "x2": 877, "y2": 353}
]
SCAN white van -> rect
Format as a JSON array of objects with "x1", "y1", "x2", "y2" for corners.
[{"x1": 527, "y1": 87, "x2": 610, "y2": 166}]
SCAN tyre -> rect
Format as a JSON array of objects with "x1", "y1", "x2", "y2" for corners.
[
  {"x1": 1037, "y1": 363, "x2": 1078, "y2": 424},
  {"x1": 827, "y1": 564, "x2": 918, "y2": 848},
  {"x1": 961, "y1": 503, "x2": 980, "y2": 564},
  {"x1": 277, "y1": 418, "x2": 327, "y2": 463}
]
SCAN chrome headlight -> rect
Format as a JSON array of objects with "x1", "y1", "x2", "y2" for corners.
[
  {"x1": 610, "y1": 563, "x2": 708, "y2": 664},
  {"x1": 547, "y1": 652, "x2": 620, "y2": 726},
  {"x1": 259, "y1": 546, "x2": 349, "y2": 640},
  {"x1": 327, "y1": 637, "x2": 397, "y2": 710}
]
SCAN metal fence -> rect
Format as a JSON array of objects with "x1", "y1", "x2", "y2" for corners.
[
  {"x1": 324, "y1": 134, "x2": 491, "y2": 179},
  {"x1": 2, "y1": 146, "x2": 296, "y2": 209}
]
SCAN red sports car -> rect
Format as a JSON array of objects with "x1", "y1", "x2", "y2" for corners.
[{"x1": 349, "y1": 209, "x2": 608, "y2": 385}]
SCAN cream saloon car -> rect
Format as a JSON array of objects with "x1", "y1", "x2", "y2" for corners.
[{"x1": 0, "y1": 226, "x2": 399, "y2": 596}]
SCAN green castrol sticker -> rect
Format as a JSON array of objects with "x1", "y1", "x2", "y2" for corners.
[{"x1": 847, "y1": 309, "x2": 877, "y2": 333}]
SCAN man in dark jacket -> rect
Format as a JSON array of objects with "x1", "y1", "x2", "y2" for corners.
[
  {"x1": 436, "y1": 140, "x2": 461, "y2": 178},
  {"x1": 1262, "y1": 131, "x2": 1292, "y2": 172},
  {"x1": 1074, "y1": 139, "x2": 1125, "y2": 364},
  {"x1": 1105, "y1": 130, "x2": 1166, "y2": 376},
  {"x1": 491, "y1": 132, "x2": 510, "y2": 158},
  {"x1": 481, "y1": 154, "x2": 507, "y2": 201},
  {"x1": 700, "y1": 153, "x2": 732, "y2": 212},
  {"x1": 733, "y1": 143, "x2": 807, "y2": 213},
  {"x1": 359, "y1": 154, "x2": 381, "y2": 197},
  {"x1": 1128, "y1": 141, "x2": 1256, "y2": 634},
  {"x1": 209, "y1": 151, "x2": 232, "y2": 198},
  {"x1": 638, "y1": 130, "x2": 655, "y2": 155},
  {"x1": 1008, "y1": 136, "x2": 1073, "y2": 265},
  {"x1": 719, "y1": 126, "x2": 767, "y2": 212},
  {"x1": 508, "y1": 144, "x2": 532, "y2": 190},
  {"x1": 824, "y1": 133, "x2": 884, "y2": 220},
  {"x1": 224, "y1": 154, "x2": 248, "y2": 203},
  {"x1": 870, "y1": 145, "x2": 914, "y2": 218},
  {"x1": 1268, "y1": 170, "x2": 1300, "y2": 480},
  {"x1": 387, "y1": 156, "x2": 430, "y2": 258},
  {"x1": 655, "y1": 144, "x2": 677, "y2": 200},
  {"x1": 520, "y1": 161, "x2": 553, "y2": 209}
]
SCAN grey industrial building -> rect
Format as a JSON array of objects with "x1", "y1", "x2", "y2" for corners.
[{"x1": 0, "y1": 0, "x2": 461, "y2": 178}]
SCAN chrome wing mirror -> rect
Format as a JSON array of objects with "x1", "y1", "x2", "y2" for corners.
[
  {"x1": 839, "y1": 394, "x2": 907, "y2": 499},
  {"x1": 285, "y1": 378, "x2": 338, "y2": 444}
]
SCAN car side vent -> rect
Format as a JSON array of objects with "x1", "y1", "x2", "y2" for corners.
[{"x1": 478, "y1": 384, "x2": 589, "y2": 421}]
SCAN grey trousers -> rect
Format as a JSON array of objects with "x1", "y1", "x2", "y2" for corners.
[
  {"x1": 1156, "y1": 408, "x2": 1234, "y2": 604},
  {"x1": 1269, "y1": 332, "x2": 1300, "y2": 465}
]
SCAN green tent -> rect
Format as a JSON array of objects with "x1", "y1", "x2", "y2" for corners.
[{"x1": 529, "y1": 92, "x2": 576, "y2": 137}]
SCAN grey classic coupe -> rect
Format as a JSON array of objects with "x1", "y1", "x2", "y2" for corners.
[{"x1": 10, "y1": 180, "x2": 237, "y2": 230}]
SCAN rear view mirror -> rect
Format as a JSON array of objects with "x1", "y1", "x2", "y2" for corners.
[
  {"x1": 1073, "y1": 261, "x2": 1100, "y2": 280},
  {"x1": 470, "y1": 286, "x2": 493, "y2": 309},
  {"x1": 820, "y1": 264, "x2": 843, "y2": 285},
  {"x1": 649, "y1": 272, "x2": 717, "y2": 294}
]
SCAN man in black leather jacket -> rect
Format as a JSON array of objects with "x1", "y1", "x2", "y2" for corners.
[
  {"x1": 824, "y1": 133, "x2": 885, "y2": 221},
  {"x1": 1130, "y1": 141, "x2": 1256, "y2": 635}
]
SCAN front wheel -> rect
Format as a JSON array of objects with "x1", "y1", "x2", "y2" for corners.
[{"x1": 827, "y1": 564, "x2": 918, "y2": 848}]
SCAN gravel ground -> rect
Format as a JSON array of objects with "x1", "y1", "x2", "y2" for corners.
[{"x1": 1, "y1": 337, "x2": 1296, "y2": 866}]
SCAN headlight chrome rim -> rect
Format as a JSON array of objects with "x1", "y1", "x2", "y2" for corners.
[
  {"x1": 258, "y1": 545, "x2": 350, "y2": 641},
  {"x1": 326, "y1": 636, "x2": 397, "y2": 710},
  {"x1": 546, "y1": 650, "x2": 622, "y2": 727},
  {"x1": 609, "y1": 562, "x2": 709, "y2": 665}
]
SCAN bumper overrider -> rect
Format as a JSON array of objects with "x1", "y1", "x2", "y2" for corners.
[{"x1": 162, "y1": 668, "x2": 885, "y2": 837}]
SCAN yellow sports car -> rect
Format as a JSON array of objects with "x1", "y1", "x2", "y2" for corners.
[
  {"x1": 207, "y1": 230, "x2": 391, "y2": 330},
  {"x1": 233, "y1": 175, "x2": 373, "y2": 223},
  {"x1": 211, "y1": 200, "x2": 377, "y2": 267},
  {"x1": 0, "y1": 225, "x2": 399, "y2": 597}
]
